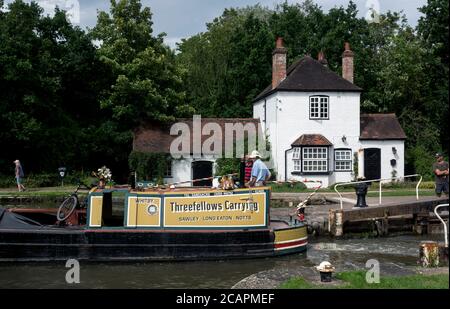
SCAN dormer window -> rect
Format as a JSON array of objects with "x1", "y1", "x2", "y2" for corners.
[{"x1": 309, "y1": 96, "x2": 329, "y2": 120}]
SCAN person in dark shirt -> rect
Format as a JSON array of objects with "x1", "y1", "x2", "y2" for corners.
[{"x1": 432, "y1": 153, "x2": 449, "y2": 197}]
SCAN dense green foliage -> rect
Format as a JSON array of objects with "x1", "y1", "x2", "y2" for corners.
[
  {"x1": 0, "y1": 0, "x2": 110, "y2": 174},
  {"x1": 0, "y1": 0, "x2": 192, "y2": 181},
  {"x1": 0, "y1": 0, "x2": 447, "y2": 183},
  {"x1": 0, "y1": 172, "x2": 93, "y2": 188},
  {"x1": 128, "y1": 151, "x2": 170, "y2": 183}
]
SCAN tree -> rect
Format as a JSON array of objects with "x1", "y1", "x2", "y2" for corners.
[
  {"x1": 91, "y1": 0, "x2": 193, "y2": 130},
  {"x1": 177, "y1": 6, "x2": 273, "y2": 117},
  {"x1": 417, "y1": 0, "x2": 449, "y2": 153},
  {"x1": 0, "y1": 0, "x2": 107, "y2": 173}
]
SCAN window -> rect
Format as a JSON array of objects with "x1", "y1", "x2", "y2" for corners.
[
  {"x1": 302, "y1": 147, "x2": 328, "y2": 172},
  {"x1": 310, "y1": 96, "x2": 329, "y2": 119},
  {"x1": 164, "y1": 160, "x2": 172, "y2": 177},
  {"x1": 293, "y1": 148, "x2": 301, "y2": 171},
  {"x1": 335, "y1": 149, "x2": 352, "y2": 171}
]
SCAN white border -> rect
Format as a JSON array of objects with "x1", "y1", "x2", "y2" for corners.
[
  {"x1": 126, "y1": 196, "x2": 161, "y2": 227},
  {"x1": 89, "y1": 196, "x2": 103, "y2": 227}
]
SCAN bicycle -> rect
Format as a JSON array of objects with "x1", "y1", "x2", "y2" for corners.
[{"x1": 56, "y1": 181, "x2": 92, "y2": 222}]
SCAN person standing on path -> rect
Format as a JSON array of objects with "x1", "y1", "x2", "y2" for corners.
[
  {"x1": 14, "y1": 160, "x2": 26, "y2": 192},
  {"x1": 433, "y1": 153, "x2": 449, "y2": 198}
]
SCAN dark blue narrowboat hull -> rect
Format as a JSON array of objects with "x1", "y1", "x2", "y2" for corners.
[{"x1": 0, "y1": 225, "x2": 307, "y2": 262}]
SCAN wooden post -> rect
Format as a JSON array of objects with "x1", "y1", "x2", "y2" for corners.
[
  {"x1": 419, "y1": 241, "x2": 440, "y2": 267},
  {"x1": 329, "y1": 209, "x2": 343, "y2": 237}
]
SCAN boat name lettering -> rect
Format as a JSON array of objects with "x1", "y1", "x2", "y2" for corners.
[{"x1": 169, "y1": 201, "x2": 259, "y2": 213}]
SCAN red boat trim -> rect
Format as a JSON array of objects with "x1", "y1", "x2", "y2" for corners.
[
  {"x1": 274, "y1": 238, "x2": 307, "y2": 250},
  {"x1": 85, "y1": 228, "x2": 271, "y2": 233}
]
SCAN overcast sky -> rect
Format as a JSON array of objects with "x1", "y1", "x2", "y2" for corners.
[{"x1": 4, "y1": 0, "x2": 427, "y2": 48}]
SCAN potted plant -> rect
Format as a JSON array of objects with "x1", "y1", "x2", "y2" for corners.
[
  {"x1": 316, "y1": 261, "x2": 335, "y2": 282},
  {"x1": 93, "y1": 166, "x2": 112, "y2": 189}
]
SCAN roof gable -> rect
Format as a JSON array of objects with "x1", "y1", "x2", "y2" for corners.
[
  {"x1": 291, "y1": 134, "x2": 333, "y2": 146},
  {"x1": 133, "y1": 118, "x2": 262, "y2": 154},
  {"x1": 254, "y1": 56, "x2": 362, "y2": 102},
  {"x1": 360, "y1": 114, "x2": 406, "y2": 140}
]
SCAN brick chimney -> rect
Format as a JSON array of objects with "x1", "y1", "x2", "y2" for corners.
[
  {"x1": 272, "y1": 37, "x2": 287, "y2": 89},
  {"x1": 342, "y1": 42, "x2": 354, "y2": 83},
  {"x1": 318, "y1": 51, "x2": 328, "y2": 67}
]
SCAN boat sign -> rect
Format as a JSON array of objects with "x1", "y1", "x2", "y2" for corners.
[{"x1": 163, "y1": 190, "x2": 268, "y2": 228}]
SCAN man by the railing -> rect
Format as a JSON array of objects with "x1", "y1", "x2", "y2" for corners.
[
  {"x1": 433, "y1": 153, "x2": 449, "y2": 198},
  {"x1": 245, "y1": 150, "x2": 271, "y2": 187}
]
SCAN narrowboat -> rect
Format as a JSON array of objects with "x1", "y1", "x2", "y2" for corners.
[{"x1": 0, "y1": 186, "x2": 307, "y2": 262}]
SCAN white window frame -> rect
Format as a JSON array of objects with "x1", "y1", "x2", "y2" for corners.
[
  {"x1": 309, "y1": 96, "x2": 329, "y2": 120},
  {"x1": 334, "y1": 149, "x2": 352, "y2": 172},
  {"x1": 302, "y1": 147, "x2": 328, "y2": 173},
  {"x1": 293, "y1": 148, "x2": 301, "y2": 172}
]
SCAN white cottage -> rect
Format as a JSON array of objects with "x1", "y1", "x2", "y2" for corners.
[
  {"x1": 253, "y1": 38, "x2": 406, "y2": 187},
  {"x1": 133, "y1": 118, "x2": 262, "y2": 186}
]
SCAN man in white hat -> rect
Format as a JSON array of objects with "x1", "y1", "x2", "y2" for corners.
[{"x1": 245, "y1": 150, "x2": 271, "y2": 187}]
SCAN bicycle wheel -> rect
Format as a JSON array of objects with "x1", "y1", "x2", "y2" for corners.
[{"x1": 57, "y1": 195, "x2": 78, "y2": 221}]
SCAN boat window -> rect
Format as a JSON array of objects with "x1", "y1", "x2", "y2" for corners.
[{"x1": 101, "y1": 191, "x2": 125, "y2": 227}]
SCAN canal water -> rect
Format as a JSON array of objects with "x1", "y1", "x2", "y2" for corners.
[
  {"x1": 0, "y1": 204, "x2": 444, "y2": 288},
  {"x1": 1, "y1": 236, "x2": 440, "y2": 288}
]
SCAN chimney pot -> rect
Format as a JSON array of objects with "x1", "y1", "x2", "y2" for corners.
[
  {"x1": 345, "y1": 42, "x2": 351, "y2": 51},
  {"x1": 318, "y1": 51, "x2": 324, "y2": 61},
  {"x1": 318, "y1": 51, "x2": 328, "y2": 67},
  {"x1": 276, "y1": 37, "x2": 284, "y2": 48}
]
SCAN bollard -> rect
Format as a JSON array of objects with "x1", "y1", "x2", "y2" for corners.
[
  {"x1": 354, "y1": 182, "x2": 369, "y2": 208},
  {"x1": 419, "y1": 241, "x2": 440, "y2": 267}
]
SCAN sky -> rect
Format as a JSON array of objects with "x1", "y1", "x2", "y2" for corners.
[{"x1": 3, "y1": 0, "x2": 428, "y2": 48}]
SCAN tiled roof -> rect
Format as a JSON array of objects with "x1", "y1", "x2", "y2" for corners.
[
  {"x1": 291, "y1": 134, "x2": 333, "y2": 146},
  {"x1": 254, "y1": 56, "x2": 362, "y2": 102},
  {"x1": 133, "y1": 118, "x2": 261, "y2": 154},
  {"x1": 360, "y1": 114, "x2": 406, "y2": 140}
]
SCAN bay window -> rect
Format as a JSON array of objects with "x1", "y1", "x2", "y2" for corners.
[{"x1": 302, "y1": 147, "x2": 328, "y2": 172}]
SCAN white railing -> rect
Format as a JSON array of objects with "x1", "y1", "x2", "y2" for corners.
[
  {"x1": 334, "y1": 174, "x2": 423, "y2": 210},
  {"x1": 434, "y1": 203, "x2": 449, "y2": 248}
]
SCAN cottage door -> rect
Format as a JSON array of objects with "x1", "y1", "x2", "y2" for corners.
[
  {"x1": 192, "y1": 161, "x2": 213, "y2": 187},
  {"x1": 364, "y1": 148, "x2": 381, "y2": 180}
]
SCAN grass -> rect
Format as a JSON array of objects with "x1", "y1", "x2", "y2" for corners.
[
  {"x1": 0, "y1": 186, "x2": 77, "y2": 197},
  {"x1": 270, "y1": 181, "x2": 436, "y2": 194},
  {"x1": 367, "y1": 190, "x2": 436, "y2": 197},
  {"x1": 279, "y1": 271, "x2": 449, "y2": 289},
  {"x1": 0, "y1": 182, "x2": 439, "y2": 198},
  {"x1": 279, "y1": 277, "x2": 316, "y2": 289},
  {"x1": 270, "y1": 183, "x2": 437, "y2": 198},
  {"x1": 0, "y1": 186, "x2": 130, "y2": 198}
]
